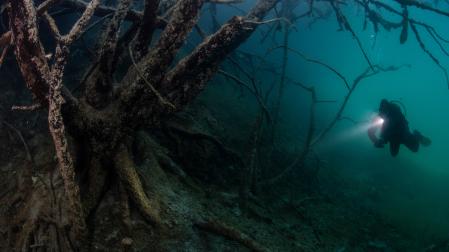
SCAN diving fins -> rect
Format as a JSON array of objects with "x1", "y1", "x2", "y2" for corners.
[{"x1": 414, "y1": 130, "x2": 432, "y2": 147}]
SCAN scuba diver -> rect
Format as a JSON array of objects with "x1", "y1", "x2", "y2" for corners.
[{"x1": 368, "y1": 99, "x2": 431, "y2": 157}]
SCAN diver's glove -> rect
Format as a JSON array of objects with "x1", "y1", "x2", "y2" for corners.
[{"x1": 374, "y1": 139, "x2": 386, "y2": 148}]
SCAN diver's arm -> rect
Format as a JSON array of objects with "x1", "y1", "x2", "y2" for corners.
[
  {"x1": 368, "y1": 125, "x2": 378, "y2": 143},
  {"x1": 368, "y1": 118, "x2": 385, "y2": 148}
]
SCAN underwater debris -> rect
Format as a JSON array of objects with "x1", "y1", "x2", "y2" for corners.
[{"x1": 194, "y1": 218, "x2": 268, "y2": 252}]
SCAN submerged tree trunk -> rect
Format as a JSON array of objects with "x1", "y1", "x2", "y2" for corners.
[{"x1": 5, "y1": 0, "x2": 280, "y2": 250}]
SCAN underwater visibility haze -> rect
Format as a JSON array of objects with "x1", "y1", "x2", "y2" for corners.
[{"x1": 1, "y1": 0, "x2": 449, "y2": 251}]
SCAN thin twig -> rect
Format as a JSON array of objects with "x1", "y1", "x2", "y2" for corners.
[
  {"x1": 37, "y1": 0, "x2": 62, "y2": 15},
  {"x1": 83, "y1": 13, "x2": 113, "y2": 35},
  {"x1": 410, "y1": 22, "x2": 449, "y2": 88},
  {"x1": 43, "y1": 12, "x2": 62, "y2": 42},
  {"x1": 244, "y1": 17, "x2": 292, "y2": 26},
  {"x1": 312, "y1": 65, "x2": 408, "y2": 145},
  {"x1": 208, "y1": 0, "x2": 244, "y2": 3},
  {"x1": 330, "y1": 1, "x2": 374, "y2": 70},
  {"x1": 11, "y1": 104, "x2": 42, "y2": 111},
  {"x1": 128, "y1": 45, "x2": 176, "y2": 110},
  {"x1": 0, "y1": 44, "x2": 10, "y2": 67},
  {"x1": 194, "y1": 218, "x2": 268, "y2": 252},
  {"x1": 394, "y1": 0, "x2": 449, "y2": 18},
  {"x1": 267, "y1": 46, "x2": 350, "y2": 90},
  {"x1": 218, "y1": 69, "x2": 271, "y2": 121},
  {"x1": 425, "y1": 25, "x2": 449, "y2": 57},
  {"x1": 0, "y1": 31, "x2": 11, "y2": 48},
  {"x1": 62, "y1": 0, "x2": 101, "y2": 45},
  {"x1": 0, "y1": 120, "x2": 34, "y2": 165},
  {"x1": 259, "y1": 84, "x2": 317, "y2": 186}
]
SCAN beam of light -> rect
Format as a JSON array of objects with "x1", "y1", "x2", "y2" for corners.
[
  {"x1": 338, "y1": 115, "x2": 384, "y2": 141},
  {"x1": 319, "y1": 114, "x2": 384, "y2": 149},
  {"x1": 338, "y1": 121, "x2": 376, "y2": 140}
]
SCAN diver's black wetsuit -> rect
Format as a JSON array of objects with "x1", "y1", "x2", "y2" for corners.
[{"x1": 368, "y1": 99, "x2": 430, "y2": 157}]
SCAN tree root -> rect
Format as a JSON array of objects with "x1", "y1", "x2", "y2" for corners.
[
  {"x1": 118, "y1": 181, "x2": 133, "y2": 251},
  {"x1": 114, "y1": 144, "x2": 162, "y2": 227},
  {"x1": 166, "y1": 122, "x2": 244, "y2": 166},
  {"x1": 10, "y1": 169, "x2": 76, "y2": 251},
  {"x1": 135, "y1": 130, "x2": 186, "y2": 178},
  {"x1": 0, "y1": 120, "x2": 34, "y2": 165},
  {"x1": 82, "y1": 157, "x2": 109, "y2": 217},
  {"x1": 195, "y1": 218, "x2": 268, "y2": 252}
]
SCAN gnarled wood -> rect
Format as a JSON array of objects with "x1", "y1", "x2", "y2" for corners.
[
  {"x1": 84, "y1": 0, "x2": 134, "y2": 108},
  {"x1": 114, "y1": 144, "x2": 162, "y2": 226},
  {"x1": 195, "y1": 218, "x2": 268, "y2": 252},
  {"x1": 118, "y1": 0, "x2": 204, "y2": 124},
  {"x1": 132, "y1": 0, "x2": 161, "y2": 60},
  {"x1": 161, "y1": 0, "x2": 279, "y2": 108},
  {"x1": 9, "y1": 0, "x2": 51, "y2": 106}
]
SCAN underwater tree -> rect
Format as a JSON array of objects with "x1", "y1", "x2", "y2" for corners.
[
  {"x1": 4, "y1": 0, "x2": 279, "y2": 250},
  {"x1": 2, "y1": 0, "x2": 449, "y2": 250}
]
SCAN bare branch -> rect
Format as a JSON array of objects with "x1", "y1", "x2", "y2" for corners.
[
  {"x1": 9, "y1": 0, "x2": 52, "y2": 105},
  {"x1": 0, "y1": 120, "x2": 34, "y2": 164},
  {"x1": 128, "y1": 45, "x2": 175, "y2": 109},
  {"x1": 267, "y1": 45, "x2": 350, "y2": 90},
  {"x1": 194, "y1": 24, "x2": 207, "y2": 40},
  {"x1": 330, "y1": 0, "x2": 374, "y2": 70},
  {"x1": 48, "y1": 43, "x2": 86, "y2": 243},
  {"x1": 0, "y1": 31, "x2": 11, "y2": 48},
  {"x1": 62, "y1": 0, "x2": 100, "y2": 45},
  {"x1": 118, "y1": 0, "x2": 205, "y2": 120},
  {"x1": 424, "y1": 25, "x2": 449, "y2": 57},
  {"x1": 60, "y1": 0, "x2": 142, "y2": 22},
  {"x1": 11, "y1": 104, "x2": 42, "y2": 111},
  {"x1": 132, "y1": 0, "x2": 161, "y2": 60},
  {"x1": 208, "y1": 0, "x2": 244, "y2": 3},
  {"x1": 195, "y1": 218, "x2": 268, "y2": 252},
  {"x1": 217, "y1": 69, "x2": 271, "y2": 120},
  {"x1": 160, "y1": 0, "x2": 279, "y2": 109},
  {"x1": 0, "y1": 44, "x2": 10, "y2": 68},
  {"x1": 312, "y1": 65, "x2": 409, "y2": 145},
  {"x1": 143, "y1": 0, "x2": 204, "y2": 71},
  {"x1": 395, "y1": 0, "x2": 449, "y2": 18},
  {"x1": 99, "y1": 0, "x2": 133, "y2": 70},
  {"x1": 410, "y1": 22, "x2": 449, "y2": 88},
  {"x1": 82, "y1": 0, "x2": 134, "y2": 107},
  {"x1": 114, "y1": 144, "x2": 162, "y2": 226},
  {"x1": 43, "y1": 12, "x2": 62, "y2": 41},
  {"x1": 426, "y1": 25, "x2": 449, "y2": 43},
  {"x1": 355, "y1": 0, "x2": 449, "y2": 88},
  {"x1": 270, "y1": 2, "x2": 292, "y2": 145},
  {"x1": 244, "y1": 17, "x2": 291, "y2": 25},
  {"x1": 36, "y1": 0, "x2": 62, "y2": 15},
  {"x1": 259, "y1": 84, "x2": 317, "y2": 186},
  {"x1": 83, "y1": 12, "x2": 113, "y2": 35}
]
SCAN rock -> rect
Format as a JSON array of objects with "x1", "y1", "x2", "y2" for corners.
[
  {"x1": 105, "y1": 229, "x2": 118, "y2": 242},
  {"x1": 367, "y1": 240, "x2": 389, "y2": 251},
  {"x1": 121, "y1": 237, "x2": 133, "y2": 252},
  {"x1": 336, "y1": 246, "x2": 346, "y2": 252},
  {"x1": 121, "y1": 237, "x2": 133, "y2": 246}
]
